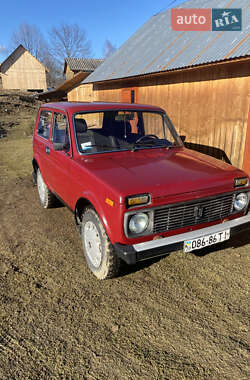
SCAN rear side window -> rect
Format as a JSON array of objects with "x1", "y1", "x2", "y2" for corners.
[
  {"x1": 37, "y1": 110, "x2": 52, "y2": 140},
  {"x1": 52, "y1": 112, "x2": 69, "y2": 144}
]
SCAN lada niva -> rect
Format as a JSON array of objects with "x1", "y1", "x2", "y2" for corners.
[{"x1": 32, "y1": 102, "x2": 250, "y2": 279}]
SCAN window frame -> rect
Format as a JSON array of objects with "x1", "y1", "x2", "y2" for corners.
[
  {"x1": 37, "y1": 109, "x2": 53, "y2": 141},
  {"x1": 72, "y1": 109, "x2": 182, "y2": 156},
  {"x1": 51, "y1": 110, "x2": 72, "y2": 156}
]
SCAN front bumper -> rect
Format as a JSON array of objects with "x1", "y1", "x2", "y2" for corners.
[{"x1": 114, "y1": 212, "x2": 250, "y2": 264}]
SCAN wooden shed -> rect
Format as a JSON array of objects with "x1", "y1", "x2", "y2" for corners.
[
  {"x1": 68, "y1": 0, "x2": 250, "y2": 174},
  {"x1": 0, "y1": 45, "x2": 47, "y2": 91},
  {"x1": 38, "y1": 58, "x2": 104, "y2": 102},
  {"x1": 64, "y1": 58, "x2": 104, "y2": 81}
]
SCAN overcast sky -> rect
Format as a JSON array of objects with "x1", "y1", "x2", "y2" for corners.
[{"x1": 0, "y1": 0, "x2": 187, "y2": 60}]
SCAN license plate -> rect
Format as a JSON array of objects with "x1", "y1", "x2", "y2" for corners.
[{"x1": 184, "y1": 229, "x2": 230, "y2": 253}]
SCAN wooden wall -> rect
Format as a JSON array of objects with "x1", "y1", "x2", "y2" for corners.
[
  {"x1": 1, "y1": 50, "x2": 47, "y2": 91},
  {"x1": 65, "y1": 65, "x2": 74, "y2": 81},
  {"x1": 68, "y1": 83, "x2": 97, "y2": 102},
  {"x1": 243, "y1": 106, "x2": 250, "y2": 174},
  {"x1": 67, "y1": 60, "x2": 250, "y2": 170}
]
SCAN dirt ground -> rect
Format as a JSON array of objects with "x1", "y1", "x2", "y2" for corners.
[
  {"x1": 0, "y1": 90, "x2": 39, "y2": 139},
  {"x1": 0, "y1": 94, "x2": 249, "y2": 379}
]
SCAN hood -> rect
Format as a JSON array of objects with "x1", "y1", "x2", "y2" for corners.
[{"x1": 78, "y1": 147, "x2": 246, "y2": 202}]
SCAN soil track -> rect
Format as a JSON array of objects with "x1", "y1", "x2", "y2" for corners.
[{"x1": 0, "y1": 105, "x2": 250, "y2": 378}]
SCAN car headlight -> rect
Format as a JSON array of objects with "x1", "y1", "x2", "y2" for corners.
[
  {"x1": 234, "y1": 193, "x2": 248, "y2": 211},
  {"x1": 128, "y1": 213, "x2": 149, "y2": 234}
]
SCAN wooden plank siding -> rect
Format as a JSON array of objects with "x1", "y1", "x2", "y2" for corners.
[
  {"x1": 65, "y1": 65, "x2": 74, "y2": 81},
  {"x1": 68, "y1": 60, "x2": 250, "y2": 170},
  {"x1": 243, "y1": 104, "x2": 250, "y2": 174},
  {"x1": 1, "y1": 49, "x2": 47, "y2": 91},
  {"x1": 68, "y1": 83, "x2": 98, "y2": 102}
]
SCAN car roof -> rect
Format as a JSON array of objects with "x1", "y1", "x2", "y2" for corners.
[{"x1": 40, "y1": 101, "x2": 165, "y2": 113}]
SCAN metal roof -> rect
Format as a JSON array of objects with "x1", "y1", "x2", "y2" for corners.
[
  {"x1": 64, "y1": 58, "x2": 104, "y2": 73},
  {"x1": 83, "y1": 0, "x2": 249, "y2": 84}
]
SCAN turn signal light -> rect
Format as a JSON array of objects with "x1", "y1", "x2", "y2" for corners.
[
  {"x1": 127, "y1": 194, "x2": 150, "y2": 207},
  {"x1": 234, "y1": 178, "x2": 249, "y2": 188}
]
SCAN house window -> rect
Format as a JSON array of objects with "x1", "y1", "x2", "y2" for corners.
[{"x1": 131, "y1": 90, "x2": 135, "y2": 103}]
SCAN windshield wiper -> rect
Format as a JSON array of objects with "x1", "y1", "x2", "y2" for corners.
[{"x1": 131, "y1": 140, "x2": 174, "y2": 152}]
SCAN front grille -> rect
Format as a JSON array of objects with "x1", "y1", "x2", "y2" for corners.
[{"x1": 153, "y1": 193, "x2": 235, "y2": 234}]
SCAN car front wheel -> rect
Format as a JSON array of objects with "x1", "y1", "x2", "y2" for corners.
[
  {"x1": 37, "y1": 169, "x2": 56, "y2": 208},
  {"x1": 81, "y1": 207, "x2": 121, "y2": 279}
]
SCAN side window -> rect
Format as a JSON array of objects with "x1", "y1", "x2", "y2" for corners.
[
  {"x1": 52, "y1": 112, "x2": 70, "y2": 149},
  {"x1": 37, "y1": 110, "x2": 52, "y2": 140},
  {"x1": 75, "y1": 113, "x2": 103, "y2": 129}
]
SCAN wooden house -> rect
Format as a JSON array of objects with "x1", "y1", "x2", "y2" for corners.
[
  {"x1": 38, "y1": 58, "x2": 104, "y2": 102},
  {"x1": 68, "y1": 0, "x2": 250, "y2": 174},
  {"x1": 0, "y1": 45, "x2": 47, "y2": 91}
]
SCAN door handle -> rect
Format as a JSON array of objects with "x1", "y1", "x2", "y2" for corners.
[{"x1": 45, "y1": 146, "x2": 50, "y2": 154}]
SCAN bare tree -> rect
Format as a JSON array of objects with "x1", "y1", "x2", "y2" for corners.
[
  {"x1": 49, "y1": 23, "x2": 91, "y2": 67},
  {"x1": 10, "y1": 22, "x2": 92, "y2": 87},
  {"x1": 43, "y1": 52, "x2": 64, "y2": 88},
  {"x1": 0, "y1": 45, "x2": 9, "y2": 58},
  {"x1": 103, "y1": 39, "x2": 117, "y2": 58},
  {"x1": 11, "y1": 23, "x2": 48, "y2": 62}
]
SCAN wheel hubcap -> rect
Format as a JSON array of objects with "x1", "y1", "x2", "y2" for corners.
[{"x1": 84, "y1": 221, "x2": 102, "y2": 268}]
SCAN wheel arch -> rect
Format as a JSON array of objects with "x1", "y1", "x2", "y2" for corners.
[
  {"x1": 32, "y1": 158, "x2": 39, "y2": 172},
  {"x1": 74, "y1": 196, "x2": 113, "y2": 241},
  {"x1": 74, "y1": 197, "x2": 92, "y2": 227},
  {"x1": 32, "y1": 158, "x2": 39, "y2": 184}
]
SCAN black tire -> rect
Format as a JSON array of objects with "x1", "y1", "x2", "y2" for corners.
[
  {"x1": 36, "y1": 169, "x2": 56, "y2": 209},
  {"x1": 81, "y1": 207, "x2": 121, "y2": 279}
]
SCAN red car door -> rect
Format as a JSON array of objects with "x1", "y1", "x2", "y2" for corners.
[
  {"x1": 34, "y1": 108, "x2": 53, "y2": 187},
  {"x1": 47, "y1": 111, "x2": 72, "y2": 206}
]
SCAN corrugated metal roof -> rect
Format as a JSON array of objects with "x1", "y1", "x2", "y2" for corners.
[
  {"x1": 65, "y1": 57, "x2": 104, "y2": 72},
  {"x1": 83, "y1": 0, "x2": 249, "y2": 84}
]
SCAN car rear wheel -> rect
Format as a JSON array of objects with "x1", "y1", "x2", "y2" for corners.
[
  {"x1": 37, "y1": 169, "x2": 56, "y2": 208},
  {"x1": 81, "y1": 207, "x2": 121, "y2": 279}
]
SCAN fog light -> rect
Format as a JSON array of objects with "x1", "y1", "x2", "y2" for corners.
[
  {"x1": 129, "y1": 213, "x2": 149, "y2": 234},
  {"x1": 234, "y1": 193, "x2": 248, "y2": 211}
]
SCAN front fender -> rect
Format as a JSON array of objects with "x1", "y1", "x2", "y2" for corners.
[{"x1": 75, "y1": 190, "x2": 124, "y2": 244}]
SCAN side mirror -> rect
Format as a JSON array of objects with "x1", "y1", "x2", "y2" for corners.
[{"x1": 180, "y1": 135, "x2": 186, "y2": 143}]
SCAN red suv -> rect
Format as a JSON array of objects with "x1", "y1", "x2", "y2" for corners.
[{"x1": 33, "y1": 102, "x2": 250, "y2": 279}]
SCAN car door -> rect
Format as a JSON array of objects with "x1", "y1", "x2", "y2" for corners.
[
  {"x1": 47, "y1": 111, "x2": 72, "y2": 205},
  {"x1": 34, "y1": 109, "x2": 53, "y2": 187}
]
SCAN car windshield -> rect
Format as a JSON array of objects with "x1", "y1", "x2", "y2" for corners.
[{"x1": 73, "y1": 110, "x2": 182, "y2": 154}]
